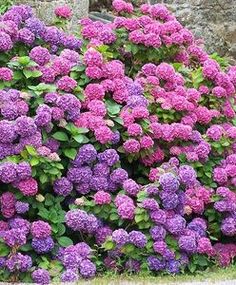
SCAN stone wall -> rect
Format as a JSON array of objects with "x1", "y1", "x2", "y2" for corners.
[
  {"x1": 150, "y1": 0, "x2": 236, "y2": 59},
  {"x1": 15, "y1": 0, "x2": 89, "y2": 27}
]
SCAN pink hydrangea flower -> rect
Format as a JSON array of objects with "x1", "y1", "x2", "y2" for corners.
[
  {"x1": 94, "y1": 191, "x2": 111, "y2": 205},
  {"x1": 55, "y1": 5, "x2": 73, "y2": 19}
]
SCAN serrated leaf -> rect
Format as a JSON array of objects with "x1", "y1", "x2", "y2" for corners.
[
  {"x1": 26, "y1": 145, "x2": 37, "y2": 156},
  {"x1": 77, "y1": 127, "x2": 89, "y2": 134},
  {"x1": 110, "y1": 213, "x2": 118, "y2": 221},
  {"x1": 135, "y1": 214, "x2": 143, "y2": 223},
  {"x1": 58, "y1": 236, "x2": 73, "y2": 247},
  {"x1": 30, "y1": 157, "x2": 40, "y2": 166},
  {"x1": 73, "y1": 134, "x2": 89, "y2": 144},
  {"x1": 52, "y1": 132, "x2": 69, "y2": 142},
  {"x1": 0, "y1": 244, "x2": 10, "y2": 256},
  {"x1": 40, "y1": 173, "x2": 48, "y2": 184},
  {"x1": 23, "y1": 69, "x2": 42, "y2": 79},
  {"x1": 63, "y1": 148, "x2": 77, "y2": 160},
  {"x1": 103, "y1": 240, "x2": 115, "y2": 251}
]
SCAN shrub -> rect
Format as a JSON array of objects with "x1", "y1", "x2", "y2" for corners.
[{"x1": 0, "y1": 1, "x2": 235, "y2": 283}]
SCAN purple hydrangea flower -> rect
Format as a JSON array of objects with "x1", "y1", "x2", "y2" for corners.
[
  {"x1": 54, "y1": 177, "x2": 73, "y2": 196},
  {"x1": 178, "y1": 235, "x2": 197, "y2": 253},
  {"x1": 129, "y1": 231, "x2": 147, "y2": 248},
  {"x1": 15, "y1": 201, "x2": 29, "y2": 214},
  {"x1": 125, "y1": 259, "x2": 141, "y2": 273},
  {"x1": 161, "y1": 192, "x2": 179, "y2": 210},
  {"x1": 142, "y1": 198, "x2": 159, "y2": 211},
  {"x1": 29, "y1": 46, "x2": 51, "y2": 66},
  {"x1": 32, "y1": 237, "x2": 54, "y2": 254},
  {"x1": 0, "y1": 31, "x2": 13, "y2": 52},
  {"x1": 32, "y1": 269, "x2": 50, "y2": 284},
  {"x1": 150, "y1": 225, "x2": 166, "y2": 241},
  {"x1": 74, "y1": 144, "x2": 97, "y2": 166},
  {"x1": 97, "y1": 149, "x2": 119, "y2": 166},
  {"x1": 90, "y1": 176, "x2": 108, "y2": 192},
  {"x1": 61, "y1": 269, "x2": 79, "y2": 282},
  {"x1": 67, "y1": 166, "x2": 92, "y2": 184},
  {"x1": 146, "y1": 185, "x2": 159, "y2": 196},
  {"x1": 159, "y1": 173, "x2": 179, "y2": 192},
  {"x1": 123, "y1": 179, "x2": 140, "y2": 196},
  {"x1": 25, "y1": 17, "x2": 46, "y2": 37},
  {"x1": 0, "y1": 120, "x2": 16, "y2": 143},
  {"x1": 16, "y1": 162, "x2": 32, "y2": 180},
  {"x1": 3, "y1": 228, "x2": 27, "y2": 247},
  {"x1": 95, "y1": 226, "x2": 112, "y2": 245},
  {"x1": 111, "y1": 130, "x2": 120, "y2": 144},
  {"x1": 15, "y1": 116, "x2": 37, "y2": 137},
  {"x1": 179, "y1": 165, "x2": 197, "y2": 187},
  {"x1": 0, "y1": 161, "x2": 17, "y2": 184},
  {"x1": 112, "y1": 229, "x2": 129, "y2": 245},
  {"x1": 110, "y1": 168, "x2": 128, "y2": 184},
  {"x1": 65, "y1": 209, "x2": 99, "y2": 234},
  {"x1": 150, "y1": 209, "x2": 167, "y2": 225},
  {"x1": 62, "y1": 245, "x2": 82, "y2": 269},
  {"x1": 221, "y1": 217, "x2": 236, "y2": 236},
  {"x1": 31, "y1": 221, "x2": 51, "y2": 238},
  {"x1": 166, "y1": 215, "x2": 186, "y2": 235},
  {"x1": 43, "y1": 27, "x2": 62, "y2": 45},
  {"x1": 0, "y1": 257, "x2": 6, "y2": 268},
  {"x1": 93, "y1": 163, "x2": 110, "y2": 177},
  {"x1": 147, "y1": 256, "x2": 166, "y2": 271},
  {"x1": 166, "y1": 260, "x2": 180, "y2": 274},
  {"x1": 6, "y1": 253, "x2": 32, "y2": 272},
  {"x1": 79, "y1": 259, "x2": 96, "y2": 279},
  {"x1": 18, "y1": 28, "x2": 35, "y2": 45},
  {"x1": 9, "y1": 217, "x2": 30, "y2": 233}
]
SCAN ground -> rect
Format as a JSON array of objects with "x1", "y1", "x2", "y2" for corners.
[{"x1": 76, "y1": 265, "x2": 236, "y2": 285}]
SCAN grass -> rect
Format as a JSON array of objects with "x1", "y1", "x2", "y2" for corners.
[{"x1": 77, "y1": 265, "x2": 236, "y2": 284}]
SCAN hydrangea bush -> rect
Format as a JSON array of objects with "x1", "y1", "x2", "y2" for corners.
[{"x1": 0, "y1": 1, "x2": 236, "y2": 283}]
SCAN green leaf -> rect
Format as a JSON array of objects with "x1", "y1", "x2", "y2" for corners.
[
  {"x1": 122, "y1": 244, "x2": 135, "y2": 254},
  {"x1": 205, "y1": 172, "x2": 212, "y2": 178},
  {"x1": 113, "y1": 117, "x2": 123, "y2": 125},
  {"x1": 52, "y1": 132, "x2": 69, "y2": 142},
  {"x1": 77, "y1": 127, "x2": 89, "y2": 134},
  {"x1": 135, "y1": 214, "x2": 143, "y2": 223},
  {"x1": 106, "y1": 101, "x2": 121, "y2": 116},
  {"x1": 0, "y1": 244, "x2": 10, "y2": 256},
  {"x1": 40, "y1": 173, "x2": 48, "y2": 184},
  {"x1": 18, "y1": 56, "x2": 30, "y2": 65},
  {"x1": 45, "y1": 168, "x2": 60, "y2": 175},
  {"x1": 103, "y1": 240, "x2": 115, "y2": 251},
  {"x1": 188, "y1": 263, "x2": 197, "y2": 273},
  {"x1": 38, "y1": 256, "x2": 50, "y2": 269},
  {"x1": 110, "y1": 213, "x2": 118, "y2": 221},
  {"x1": 58, "y1": 237, "x2": 73, "y2": 247},
  {"x1": 30, "y1": 157, "x2": 40, "y2": 166},
  {"x1": 29, "y1": 83, "x2": 56, "y2": 93},
  {"x1": 48, "y1": 260, "x2": 63, "y2": 277},
  {"x1": 63, "y1": 148, "x2": 77, "y2": 160},
  {"x1": 13, "y1": 70, "x2": 23, "y2": 80},
  {"x1": 194, "y1": 255, "x2": 209, "y2": 267},
  {"x1": 20, "y1": 244, "x2": 32, "y2": 252},
  {"x1": 73, "y1": 134, "x2": 89, "y2": 144},
  {"x1": 57, "y1": 224, "x2": 66, "y2": 236},
  {"x1": 23, "y1": 69, "x2": 42, "y2": 79},
  {"x1": 26, "y1": 145, "x2": 37, "y2": 156}
]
